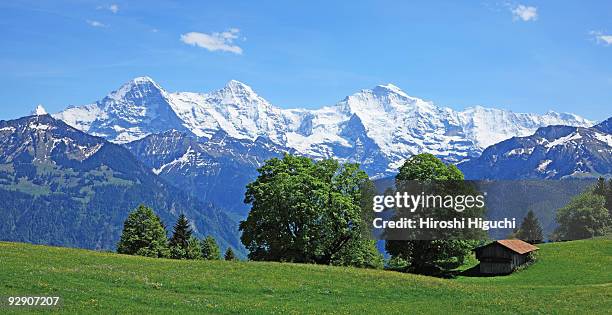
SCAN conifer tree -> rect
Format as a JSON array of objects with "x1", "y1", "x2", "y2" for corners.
[
  {"x1": 608, "y1": 180, "x2": 612, "y2": 215},
  {"x1": 186, "y1": 236, "x2": 203, "y2": 260},
  {"x1": 169, "y1": 214, "x2": 194, "y2": 259},
  {"x1": 594, "y1": 177, "x2": 607, "y2": 197},
  {"x1": 592, "y1": 178, "x2": 612, "y2": 216},
  {"x1": 224, "y1": 247, "x2": 237, "y2": 261},
  {"x1": 604, "y1": 178, "x2": 611, "y2": 215},
  {"x1": 516, "y1": 210, "x2": 544, "y2": 244},
  {"x1": 201, "y1": 236, "x2": 222, "y2": 260}
]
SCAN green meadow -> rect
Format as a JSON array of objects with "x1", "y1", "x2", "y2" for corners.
[{"x1": 1, "y1": 238, "x2": 610, "y2": 314}]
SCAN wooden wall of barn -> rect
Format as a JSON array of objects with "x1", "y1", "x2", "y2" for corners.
[
  {"x1": 476, "y1": 245, "x2": 512, "y2": 260},
  {"x1": 476, "y1": 245, "x2": 530, "y2": 274},
  {"x1": 480, "y1": 261, "x2": 512, "y2": 274}
]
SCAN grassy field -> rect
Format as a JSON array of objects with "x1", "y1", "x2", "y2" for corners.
[{"x1": 0, "y1": 239, "x2": 610, "y2": 314}]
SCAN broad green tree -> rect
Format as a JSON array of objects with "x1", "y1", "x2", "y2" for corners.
[
  {"x1": 117, "y1": 205, "x2": 169, "y2": 258},
  {"x1": 515, "y1": 210, "x2": 544, "y2": 244},
  {"x1": 240, "y1": 154, "x2": 382, "y2": 267},
  {"x1": 396, "y1": 153, "x2": 464, "y2": 181},
  {"x1": 201, "y1": 235, "x2": 222, "y2": 260},
  {"x1": 385, "y1": 153, "x2": 484, "y2": 274},
  {"x1": 330, "y1": 239, "x2": 384, "y2": 269},
  {"x1": 554, "y1": 192, "x2": 609, "y2": 240}
]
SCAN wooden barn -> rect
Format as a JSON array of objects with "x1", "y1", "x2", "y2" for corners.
[{"x1": 474, "y1": 240, "x2": 539, "y2": 275}]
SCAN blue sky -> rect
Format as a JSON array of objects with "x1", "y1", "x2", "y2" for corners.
[{"x1": 0, "y1": 1, "x2": 611, "y2": 121}]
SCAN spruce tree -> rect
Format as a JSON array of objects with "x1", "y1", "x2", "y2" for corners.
[
  {"x1": 186, "y1": 236, "x2": 203, "y2": 260},
  {"x1": 592, "y1": 178, "x2": 612, "y2": 216},
  {"x1": 169, "y1": 214, "x2": 193, "y2": 259},
  {"x1": 516, "y1": 210, "x2": 544, "y2": 244},
  {"x1": 201, "y1": 236, "x2": 222, "y2": 260},
  {"x1": 117, "y1": 205, "x2": 169, "y2": 258},
  {"x1": 224, "y1": 247, "x2": 237, "y2": 261},
  {"x1": 594, "y1": 177, "x2": 607, "y2": 196},
  {"x1": 604, "y1": 178, "x2": 612, "y2": 217}
]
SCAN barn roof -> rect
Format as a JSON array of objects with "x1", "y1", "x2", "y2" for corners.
[{"x1": 476, "y1": 239, "x2": 539, "y2": 254}]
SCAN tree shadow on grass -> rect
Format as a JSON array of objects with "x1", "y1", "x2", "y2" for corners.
[
  {"x1": 387, "y1": 262, "x2": 505, "y2": 278},
  {"x1": 459, "y1": 264, "x2": 510, "y2": 277}
]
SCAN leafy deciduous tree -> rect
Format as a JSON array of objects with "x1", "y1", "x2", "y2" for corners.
[
  {"x1": 240, "y1": 154, "x2": 382, "y2": 268},
  {"x1": 385, "y1": 153, "x2": 484, "y2": 274},
  {"x1": 554, "y1": 192, "x2": 609, "y2": 240},
  {"x1": 117, "y1": 205, "x2": 169, "y2": 258}
]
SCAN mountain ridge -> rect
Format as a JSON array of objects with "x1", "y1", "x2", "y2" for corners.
[
  {"x1": 0, "y1": 114, "x2": 242, "y2": 252},
  {"x1": 53, "y1": 77, "x2": 595, "y2": 177},
  {"x1": 459, "y1": 118, "x2": 612, "y2": 179}
]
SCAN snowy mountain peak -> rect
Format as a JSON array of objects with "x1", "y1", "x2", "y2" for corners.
[
  {"x1": 53, "y1": 76, "x2": 186, "y2": 144},
  {"x1": 339, "y1": 83, "x2": 431, "y2": 116},
  {"x1": 54, "y1": 77, "x2": 595, "y2": 176},
  {"x1": 31, "y1": 104, "x2": 47, "y2": 116},
  {"x1": 132, "y1": 76, "x2": 156, "y2": 84},
  {"x1": 543, "y1": 110, "x2": 591, "y2": 124},
  {"x1": 108, "y1": 76, "x2": 165, "y2": 102},
  {"x1": 222, "y1": 80, "x2": 257, "y2": 96},
  {"x1": 373, "y1": 83, "x2": 409, "y2": 97}
]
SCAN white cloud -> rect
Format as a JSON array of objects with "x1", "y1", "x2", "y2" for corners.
[
  {"x1": 96, "y1": 4, "x2": 119, "y2": 13},
  {"x1": 599, "y1": 35, "x2": 612, "y2": 45},
  {"x1": 591, "y1": 31, "x2": 612, "y2": 46},
  {"x1": 180, "y1": 29, "x2": 243, "y2": 54},
  {"x1": 86, "y1": 20, "x2": 107, "y2": 28},
  {"x1": 511, "y1": 4, "x2": 538, "y2": 21}
]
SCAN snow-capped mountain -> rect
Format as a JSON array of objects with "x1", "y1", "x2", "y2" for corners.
[
  {"x1": 55, "y1": 77, "x2": 189, "y2": 144},
  {"x1": 0, "y1": 113, "x2": 105, "y2": 163},
  {"x1": 53, "y1": 77, "x2": 594, "y2": 176},
  {"x1": 459, "y1": 117, "x2": 612, "y2": 179},
  {"x1": 170, "y1": 80, "x2": 292, "y2": 144},
  {"x1": 30, "y1": 104, "x2": 47, "y2": 116}
]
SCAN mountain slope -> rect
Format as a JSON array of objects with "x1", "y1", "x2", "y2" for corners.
[
  {"x1": 459, "y1": 117, "x2": 612, "y2": 179},
  {"x1": 0, "y1": 114, "x2": 241, "y2": 252},
  {"x1": 1, "y1": 238, "x2": 610, "y2": 313},
  {"x1": 125, "y1": 130, "x2": 293, "y2": 215},
  {"x1": 53, "y1": 77, "x2": 594, "y2": 177}
]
